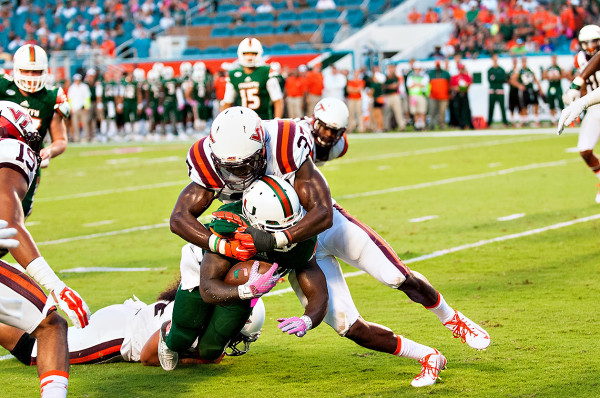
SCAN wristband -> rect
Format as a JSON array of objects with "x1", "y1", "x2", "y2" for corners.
[
  {"x1": 209, "y1": 234, "x2": 227, "y2": 255},
  {"x1": 572, "y1": 76, "x2": 584, "y2": 89},
  {"x1": 300, "y1": 315, "x2": 313, "y2": 331},
  {"x1": 238, "y1": 285, "x2": 254, "y2": 299},
  {"x1": 274, "y1": 231, "x2": 290, "y2": 248},
  {"x1": 26, "y1": 257, "x2": 61, "y2": 292}
]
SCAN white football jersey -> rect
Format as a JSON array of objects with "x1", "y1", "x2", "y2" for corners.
[
  {"x1": 295, "y1": 117, "x2": 349, "y2": 166},
  {"x1": 0, "y1": 138, "x2": 38, "y2": 187},
  {"x1": 186, "y1": 119, "x2": 312, "y2": 203},
  {"x1": 121, "y1": 300, "x2": 174, "y2": 362},
  {"x1": 575, "y1": 51, "x2": 600, "y2": 91}
]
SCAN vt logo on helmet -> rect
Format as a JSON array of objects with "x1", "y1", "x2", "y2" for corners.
[
  {"x1": 0, "y1": 100, "x2": 42, "y2": 155},
  {"x1": 209, "y1": 107, "x2": 266, "y2": 190}
]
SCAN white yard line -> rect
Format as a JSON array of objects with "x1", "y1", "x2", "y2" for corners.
[
  {"x1": 83, "y1": 220, "x2": 115, "y2": 227},
  {"x1": 497, "y1": 213, "x2": 526, "y2": 221},
  {"x1": 264, "y1": 213, "x2": 600, "y2": 297},
  {"x1": 409, "y1": 215, "x2": 439, "y2": 223},
  {"x1": 62, "y1": 267, "x2": 167, "y2": 273},
  {"x1": 336, "y1": 159, "x2": 577, "y2": 200},
  {"x1": 37, "y1": 223, "x2": 169, "y2": 246},
  {"x1": 346, "y1": 128, "x2": 573, "y2": 139}
]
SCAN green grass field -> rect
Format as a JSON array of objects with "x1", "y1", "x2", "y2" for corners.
[{"x1": 2, "y1": 129, "x2": 599, "y2": 397}]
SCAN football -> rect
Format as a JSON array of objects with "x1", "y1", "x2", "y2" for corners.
[{"x1": 224, "y1": 260, "x2": 274, "y2": 285}]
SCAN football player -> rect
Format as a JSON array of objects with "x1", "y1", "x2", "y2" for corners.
[
  {"x1": 158, "y1": 175, "x2": 328, "y2": 371},
  {"x1": 0, "y1": 44, "x2": 70, "y2": 226},
  {"x1": 557, "y1": 25, "x2": 600, "y2": 203},
  {"x1": 221, "y1": 37, "x2": 284, "y2": 119},
  {"x1": 0, "y1": 282, "x2": 265, "y2": 367},
  {"x1": 509, "y1": 56, "x2": 542, "y2": 127},
  {"x1": 288, "y1": 98, "x2": 490, "y2": 386},
  {"x1": 542, "y1": 55, "x2": 565, "y2": 123},
  {"x1": 160, "y1": 66, "x2": 181, "y2": 139},
  {"x1": 0, "y1": 101, "x2": 90, "y2": 398}
]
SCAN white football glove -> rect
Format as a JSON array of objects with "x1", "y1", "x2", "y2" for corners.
[
  {"x1": 0, "y1": 220, "x2": 18, "y2": 249},
  {"x1": 557, "y1": 97, "x2": 588, "y2": 135},
  {"x1": 562, "y1": 88, "x2": 581, "y2": 106}
]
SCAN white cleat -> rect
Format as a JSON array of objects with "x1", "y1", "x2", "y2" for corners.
[
  {"x1": 411, "y1": 349, "x2": 446, "y2": 387},
  {"x1": 444, "y1": 310, "x2": 491, "y2": 350},
  {"x1": 158, "y1": 321, "x2": 178, "y2": 371}
]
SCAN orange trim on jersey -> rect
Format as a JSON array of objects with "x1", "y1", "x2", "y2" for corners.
[
  {"x1": 192, "y1": 140, "x2": 218, "y2": 188},
  {"x1": 393, "y1": 335, "x2": 402, "y2": 356},
  {"x1": 70, "y1": 345, "x2": 122, "y2": 364},
  {"x1": 339, "y1": 133, "x2": 349, "y2": 158},
  {"x1": 39, "y1": 370, "x2": 69, "y2": 380},
  {"x1": 280, "y1": 120, "x2": 293, "y2": 173},
  {"x1": 0, "y1": 265, "x2": 47, "y2": 304}
]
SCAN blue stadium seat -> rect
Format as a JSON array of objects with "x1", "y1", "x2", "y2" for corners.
[
  {"x1": 341, "y1": 0, "x2": 364, "y2": 6},
  {"x1": 191, "y1": 15, "x2": 211, "y2": 25},
  {"x1": 390, "y1": 0, "x2": 404, "y2": 5},
  {"x1": 63, "y1": 37, "x2": 81, "y2": 51},
  {"x1": 217, "y1": 3, "x2": 238, "y2": 13},
  {"x1": 368, "y1": 0, "x2": 386, "y2": 14},
  {"x1": 182, "y1": 47, "x2": 203, "y2": 56},
  {"x1": 232, "y1": 25, "x2": 253, "y2": 36},
  {"x1": 277, "y1": 11, "x2": 297, "y2": 22},
  {"x1": 132, "y1": 38, "x2": 151, "y2": 58},
  {"x1": 226, "y1": 44, "x2": 239, "y2": 53},
  {"x1": 298, "y1": 10, "x2": 320, "y2": 22},
  {"x1": 272, "y1": 1, "x2": 288, "y2": 9},
  {"x1": 275, "y1": 24, "x2": 298, "y2": 34},
  {"x1": 203, "y1": 46, "x2": 225, "y2": 56},
  {"x1": 253, "y1": 13, "x2": 275, "y2": 24},
  {"x1": 211, "y1": 27, "x2": 231, "y2": 37},
  {"x1": 346, "y1": 9, "x2": 364, "y2": 27},
  {"x1": 319, "y1": 9, "x2": 341, "y2": 20},
  {"x1": 292, "y1": 41, "x2": 315, "y2": 50},
  {"x1": 298, "y1": 23, "x2": 318, "y2": 34},
  {"x1": 268, "y1": 43, "x2": 291, "y2": 53},
  {"x1": 212, "y1": 14, "x2": 233, "y2": 25},
  {"x1": 253, "y1": 25, "x2": 275, "y2": 35},
  {"x1": 322, "y1": 23, "x2": 339, "y2": 43}
]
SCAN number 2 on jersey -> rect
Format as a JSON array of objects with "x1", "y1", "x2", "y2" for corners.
[{"x1": 240, "y1": 88, "x2": 260, "y2": 110}]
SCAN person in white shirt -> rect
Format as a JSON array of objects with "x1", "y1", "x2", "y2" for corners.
[
  {"x1": 322, "y1": 65, "x2": 347, "y2": 101},
  {"x1": 256, "y1": 0, "x2": 275, "y2": 13},
  {"x1": 67, "y1": 74, "x2": 91, "y2": 142},
  {"x1": 316, "y1": 0, "x2": 336, "y2": 10}
]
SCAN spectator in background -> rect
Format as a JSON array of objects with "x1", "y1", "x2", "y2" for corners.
[
  {"x1": 450, "y1": 63, "x2": 474, "y2": 130},
  {"x1": 423, "y1": 7, "x2": 438, "y2": 23},
  {"x1": 238, "y1": 1, "x2": 255, "y2": 16},
  {"x1": 305, "y1": 63, "x2": 324, "y2": 114},
  {"x1": 315, "y1": 0, "x2": 336, "y2": 10},
  {"x1": 160, "y1": 10, "x2": 175, "y2": 30},
  {"x1": 367, "y1": 66, "x2": 385, "y2": 132},
  {"x1": 510, "y1": 56, "x2": 542, "y2": 126},
  {"x1": 487, "y1": 53, "x2": 509, "y2": 127},
  {"x1": 427, "y1": 61, "x2": 451, "y2": 130},
  {"x1": 75, "y1": 37, "x2": 91, "y2": 57},
  {"x1": 407, "y1": 7, "x2": 421, "y2": 23},
  {"x1": 382, "y1": 64, "x2": 406, "y2": 131},
  {"x1": 284, "y1": 67, "x2": 306, "y2": 119},
  {"x1": 68, "y1": 73, "x2": 91, "y2": 142},
  {"x1": 322, "y1": 64, "x2": 347, "y2": 102},
  {"x1": 346, "y1": 70, "x2": 365, "y2": 133},
  {"x1": 405, "y1": 62, "x2": 428, "y2": 131},
  {"x1": 542, "y1": 54, "x2": 565, "y2": 124},
  {"x1": 256, "y1": 0, "x2": 274, "y2": 13},
  {"x1": 100, "y1": 33, "x2": 116, "y2": 57}
]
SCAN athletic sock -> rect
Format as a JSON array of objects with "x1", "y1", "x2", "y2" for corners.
[
  {"x1": 393, "y1": 335, "x2": 436, "y2": 361},
  {"x1": 40, "y1": 371, "x2": 68, "y2": 398},
  {"x1": 425, "y1": 292, "x2": 455, "y2": 324}
]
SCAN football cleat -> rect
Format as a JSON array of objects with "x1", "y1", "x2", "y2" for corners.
[
  {"x1": 158, "y1": 321, "x2": 178, "y2": 371},
  {"x1": 443, "y1": 310, "x2": 490, "y2": 350},
  {"x1": 411, "y1": 349, "x2": 446, "y2": 387}
]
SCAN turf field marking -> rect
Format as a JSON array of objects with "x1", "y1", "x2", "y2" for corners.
[
  {"x1": 336, "y1": 158, "x2": 578, "y2": 200},
  {"x1": 0, "y1": 355, "x2": 13, "y2": 361},
  {"x1": 83, "y1": 220, "x2": 114, "y2": 227},
  {"x1": 36, "y1": 180, "x2": 189, "y2": 202},
  {"x1": 409, "y1": 215, "x2": 439, "y2": 223},
  {"x1": 430, "y1": 164, "x2": 448, "y2": 169},
  {"x1": 25, "y1": 221, "x2": 41, "y2": 227},
  {"x1": 62, "y1": 267, "x2": 167, "y2": 273},
  {"x1": 264, "y1": 213, "x2": 600, "y2": 296},
  {"x1": 497, "y1": 213, "x2": 526, "y2": 221},
  {"x1": 332, "y1": 135, "x2": 554, "y2": 165},
  {"x1": 488, "y1": 162, "x2": 502, "y2": 168},
  {"x1": 37, "y1": 223, "x2": 170, "y2": 246},
  {"x1": 565, "y1": 147, "x2": 579, "y2": 153}
]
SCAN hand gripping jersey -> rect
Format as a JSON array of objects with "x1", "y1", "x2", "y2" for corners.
[
  {"x1": 0, "y1": 138, "x2": 38, "y2": 188},
  {"x1": 295, "y1": 117, "x2": 349, "y2": 166},
  {"x1": 0, "y1": 75, "x2": 69, "y2": 138},
  {"x1": 186, "y1": 119, "x2": 312, "y2": 203}
]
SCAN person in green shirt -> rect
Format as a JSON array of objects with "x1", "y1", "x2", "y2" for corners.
[
  {"x1": 510, "y1": 56, "x2": 542, "y2": 126},
  {"x1": 487, "y1": 54, "x2": 509, "y2": 127},
  {"x1": 542, "y1": 55, "x2": 565, "y2": 123},
  {"x1": 221, "y1": 38, "x2": 284, "y2": 119}
]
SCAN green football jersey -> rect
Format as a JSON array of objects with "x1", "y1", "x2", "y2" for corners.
[
  {"x1": 546, "y1": 65, "x2": 562, "y2": 88},
  {"x1": 102, "y1": 80, "x2": 118, "y2": 103},
  {"x1": 207, "y1": 201, "x2": 316, "y2": 273},
  {"x1": 162, "y1": 78, "x2": 178, "y2": 102},
  {"x1": 0, "y1": 75, "x2": 68, "y2": 140},
  {"x1": 228, "y1": 65, "x2": 273, "y2": 119},
  {"x1": 518, "y1": 67, "x2": 536, "y2": 89}
]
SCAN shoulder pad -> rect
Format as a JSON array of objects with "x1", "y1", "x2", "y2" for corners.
[{"x1": 186, "y1": 137, "x2": 224, "y2": 189}]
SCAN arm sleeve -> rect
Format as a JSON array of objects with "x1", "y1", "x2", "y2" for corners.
[
  {"x1": 222, "y1": 81, "x2": 237, "y2": 104},
  {"x1": 267, "y1": 76, "x2": 284, "y2": 102}
]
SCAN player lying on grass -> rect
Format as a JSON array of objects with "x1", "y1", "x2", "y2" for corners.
[
  {"x1": 0, "y1": 101, "x2": 90, "y2": 398},
  {"x1": 0, "y1": 281, "x2": 265, "y2": 367},
  {"x1": 158, "y1": 175, "x2": 329, "y2": 371}
]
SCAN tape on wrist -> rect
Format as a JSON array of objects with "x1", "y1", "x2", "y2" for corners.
[
  {"x1": 572, "y1": 76, "x2": 584, "y2": 89},
  {"x1": 300, "y1": 315, "x2": 313, "y2": 331},
  {"x1": 274, "y1": 231, "x2": 290, "y2": 248},
  {"x1": 238, "y1": 284, "x2": 254, "y2": 300},
  {"x1": 209, "y1": 234, "x2": 225, "y2": 255},
  {"x1": 26, "y1": 257, "x2": 61, "y2": 292}
]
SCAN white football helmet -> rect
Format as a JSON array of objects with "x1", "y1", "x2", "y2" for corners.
[
  {"x1": 191, "y1": 69, "x2": 205, "y2": 83},
  {"x1": 225, "y1": 298, "x2": 265, "y2": 356},
  {"x1": 179, "y1": 61, "x2": 192, "y2": 77},
  {"x1": 237, "y1": 37, "x2": 263, "y2": 68},
  {"x1": 312, "y1": 97, "x2": 349, "y2": 150},
  {"x1": 13, "y1": 44, "x2": 48, "y2": 93},
  {"x1": 0, "y1": 100, "x2": 41, "y2": 153},
  {"x1": 242, "y1": 175, "x2": 302, "y2": 234},
  {"x1": 151, "y1": 62, "x2": 164, "y2": 73},
  {"x1": 147, "y1": 69, "x2": 160, "y2": 84},
  {"x1": 579, "y1": 25, "x2": 600, "y2": 55},
  {"x1": 193, "y1": 61, "x2": 206, "y2": 72},
  {"x1": 270, "y1": 61, "x2": 281, "y2": 73},
  {"x1": 133, "y1": 68, "x2": 145, "y2": 82},
  {"x1": 209, "y1": 107, "x2": 266, "y2": 190},
  {"x1": 161, "y1": 66, "x2": 174, "y2": 80}
]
